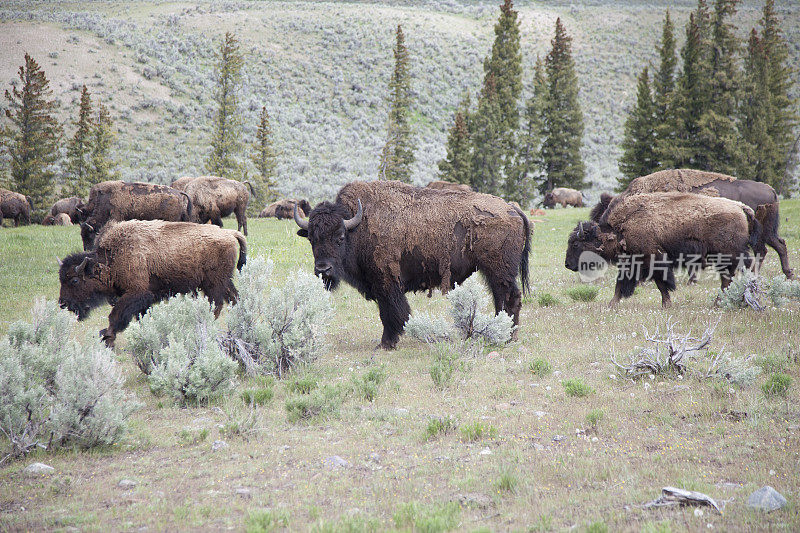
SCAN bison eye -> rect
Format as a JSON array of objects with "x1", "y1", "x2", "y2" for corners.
[
  {"x1": 71, "y1": 277, "x2": 80, "y2": 285},
  {"x1": 336, "y1": 235, "x2": 345, "y2": 246}
]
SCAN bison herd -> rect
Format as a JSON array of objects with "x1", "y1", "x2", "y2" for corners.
[{"x1": 0, "y1": 168, "x2": 794, "y2": 349}]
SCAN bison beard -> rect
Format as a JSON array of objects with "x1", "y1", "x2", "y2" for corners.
[{"x1": 295, "y1": 180, "x2": 531, "y2": 350}]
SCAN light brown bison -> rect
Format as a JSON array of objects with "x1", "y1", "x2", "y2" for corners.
[
  {"x1": 49, "y1": 196, "x2": 85, "y2": 223},
  {"x1": 171, "y1": 175, "x2": 252, "y2": 235},
  {"x1": 80, "y1": 181, "x2": 193, "y2": 250},
  {"x1": 51, "y1": 213, "x2": 72, "y2": 226},
  {"x1": 294, "y1": 180, "x2": 530, "y2": 349},
  {"x1": 543, "y1": 187, "x2": 583, "y2": 208},
  {"x1": 0, "y1": 188, "x2": 32, "y2": 226},
  {"x1": 259, "y1": 198, "x2": 312, "y2": 219},
  {"x1": 566, "y1": 192, "x2": 760, "y2": 308},
  {"x1": 594, "y1": 169, "x2": 792, "y2": 278},
  {"x1": 425, "y1": 180, "x2": 472, "y2": 192},
  {"x1": 59, "y1": 220, "x2": 246, "y2": 347}
]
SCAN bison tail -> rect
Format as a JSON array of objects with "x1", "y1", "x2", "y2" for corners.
[
  {"x1": 243, "y1": 180, "x2": 256, "y2": 195},
  {"x1": 745, "y1": 206, "x2": 762, "y2": 252},
  {"x1": 514, "y1": 205, "x2": 531, "y2": 297},
  {"x1": 179, "y1": 191, "x2": 193, "y2": 221},
  {"x1": 235, "y1": 232, "x2": 247, "y2": 271},
  {"x1": 25, "y1": 196, "x2": 33, "y2": 209}
]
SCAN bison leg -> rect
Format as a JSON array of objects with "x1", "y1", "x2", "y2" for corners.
[
  {"x1": 376, "y1": 288, "x2": 410, "y2": 350},
  {"x1": 205, "y1": 279, "x2": 239, "y2": 318},
  {"x1": 766, "y1": 234, "x2": 794, "y2": 279},
  {"x1": 236, "y1": 209, "x2": 248, "y2": 236},
  {"x1": 653, "y1": 278, "x2": 673, "y2": 308},
  {"x1": 103, "y1": 291, "x2": 157, "y2": 347},
  {"x1": 487, "y1": 279, "x2": 522, "y2": 341}
]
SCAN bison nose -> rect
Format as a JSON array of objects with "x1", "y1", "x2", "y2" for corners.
[{"x1": 314, "y1": 261, "x2": 333, "y2": 276}]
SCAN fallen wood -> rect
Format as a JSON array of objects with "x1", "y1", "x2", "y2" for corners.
[{"x1": 643, "y1": 486, "x2": 722, "y2": 514}]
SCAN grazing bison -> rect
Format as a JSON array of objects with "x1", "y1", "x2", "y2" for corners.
[
  {"x1": 50, "y1": 213, "x2": 72, "y2": 226},
  {"x1": 59, "y1": 220, "x2": 246, "y2": 347},
  {"x1": 80, "y1": 181, "x2": 192, "y2": 250},
  {"x1": 566, "y1": 192, "x2": 760, "y2": 308},
  {"x1": 50, "y1": 196, "x2": 85, "y2": 223},
  {"x1": 260, "y1": 198, "x2": 312, "y2": 219},
  {"x1": 294, "y1": 180, "x2": 531, "y2": 349},
  {"x1": 0, "y1": 188, "x2": 32, "y2": 226},
  {"x1": 425, "y1": 180, "x2": 472, "y2": 192},
  {"x1": 171, "y1": 175, "x2": 252, "y2": 235},
  {"x1": 543, "y1": 187, "x2": 583, "y2": 208}
]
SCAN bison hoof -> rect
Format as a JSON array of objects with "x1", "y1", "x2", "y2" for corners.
[
  {"x1": 377, "y1": 340, "x2": 398, "y2": 350},
  {"x1": 99, "y1": 329, "x2": 116, "y2": 348}
]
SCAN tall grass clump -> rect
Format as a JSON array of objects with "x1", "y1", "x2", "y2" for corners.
[
  {"x1": 563, "y1": 378, "x2": 594, "y2": 397},
  {"x1": 405, "y1": 275, "x2": 514, "y2": 345},
  {"x1": 393, "y1": 501, "x2": 460, "y2": 533},
  {"x1": 0, "y1": 299, "x2": 138, "y2": 462},
  {"x1": 565, "y1": 285, "x2": 599, "y2": 302},
  {"x1": 226, "y1": 257, "x2": 333, "y2": 377},
  {"x1": 762, "y1": 373, "x2": 792, "y2": 397},
  {"x1": 127, "y1": 295, "x2": 237, "y2": 406}
]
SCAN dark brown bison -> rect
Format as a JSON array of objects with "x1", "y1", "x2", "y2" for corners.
[
  {"x1": 294, "y1": 180, "x2": 531, "y2": 349},
  {"x1": 80, "y1": 181, "x2": 192, "y2": 250},
  {"x1": 543, "y1": 187, "x2": 584, "y2": 208},
  {"x1": 566, "y1": 192, "x2": 760, "y2": 308},
  {"x1": 0, "y1": 188, "x2": 32, "y2": 226},
  {"x1": 594, "y1": 169, "x2": 792, "y2": 278},
  {"x1": 50, "y1": 196, "x2": 85, "y2": 223},
  {"x1": 171, "y1": 175, "x2": 252, "y2": 235},
  {"x1": 59, "y1": 220, "x2": 246, "y2": 347},
  {"x1": 260, "y1": 198, "x2": 312, "y2": 219},
  {"x1": 425, "y1": 180, "x2": 472, "y2": 192}
]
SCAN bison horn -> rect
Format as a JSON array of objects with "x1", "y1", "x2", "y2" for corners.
[
  {"x1": 578, "y1": 222, "x2": 585, "y2": 239},
  {"x1": 83, "y1": 222, "x2": 95, "y2": 232},
  {"x1": 293, "y1": 203, "x2": 309, "y2": 230},
  {"x1": 56, "y1": 256, "x2": 63, "y2": 266},
  {"x1": 76, "y1": 257, "x2": 90, "y2": 276},
  {"x1": 343, "y1": 199, "x2": 363, "y2": 231}
]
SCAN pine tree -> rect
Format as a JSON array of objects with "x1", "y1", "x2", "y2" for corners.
[
  {"x1": 438, "y1": 95, "x2": 472, "y2": 186},
  {"x1": 738, "y1": 29, "x2": 772, "y2": 183},
  {"x1": 760, "y1": 0, "x2": 798, "y2": 193},
  {"x1": 379, "y1": 24, "x2": 415, "y2": 182},
  {"x1": 505, "y1": 58, "x2": 546, "y2": 205},
  {"x1": 89, "y1": 101, "x2": 117, "y2": 187},
  {"x1": 251, "y1": 106, "x2": 278, "y2": 206},
  {"x1": 2, "y1": 53, "x2": 61, "y2": 210},
  {"x1": 540, "y1": 18, "x2": 586, "y2": 194},
  {"x1": 483, "y1": 0, "x2": 523, "y2": 136},
  {"x1": 652, "y1": 9, "x2": 678, "y2": 168},
  {"x1": 66, "y1": 85, "x2": 94, "y2": 197},
  {"x1": 618, "y1": 68, "x2": 658, "y2": 190},
  {"x1": 696, "y1": 0, "x2": 741, "y2": 174},
  {"x1": 470, "y1": 75, "x2": 504, "y2": 194},
  {"x1": 206, "y1": 32, "x2": 245, "y2": 181}
]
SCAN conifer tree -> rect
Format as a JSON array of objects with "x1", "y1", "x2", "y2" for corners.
[
  {"x1": 66, "y1": 85, "x2": 93, "y2": 197},
  {"x1": 89, "y1": 101, "x2": 117, "y2": 187},
  {"x1": 652, "y1": 9, "x2": 678, "y2": 167},
  {"x1": 206, "y1": 32, "x2": 245, "y2": 181},
  {"x1": 739, "y1": 29, "x2": 771, "y2": 183},
  {"x1": 2, "y1": 53, "x2": 61, "y2": 210},
  {"x1": 470, "y1": 75, "x2": 504, "y2": 194},
  {"x1": 251, "y1": 106, "x2": 278, "y2": 206},
  {"x1": 540, "y1": 18, "x2": 586, "y2": 194},
  {"x1": 438, "y1": 95, "x2": 472, "y2": 186},
  {"x1": 618, "y1": 68, "x2": 658, "y2": 190},
  {"x1": 379, "y1": 24, "x2": 415, "y2": 182}
]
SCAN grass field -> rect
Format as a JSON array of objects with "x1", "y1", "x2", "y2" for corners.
[{"x1": 0, "y1": 203, "x2": 798, "y2": 531}]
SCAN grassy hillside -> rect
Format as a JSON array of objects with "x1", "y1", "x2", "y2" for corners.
[
  {"x1": 1, "y1": 1, "x2": 798, "y2": 203},
  {"x1": 0, "y1": 202, "x2": 799, "y2": 530}
]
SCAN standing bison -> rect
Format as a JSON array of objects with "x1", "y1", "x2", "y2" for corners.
[
  {"x1": 0, "y1": 188, "x2": 32, "y2": 226},
  {"x1": 171, "y1": 175, "x2": 252, "y2": 235},
  {"x1": 59, "y1": 220, "x2": 246, "y2": 347},
  {"x1": 80, "y1": 181, "x2": 193, "y2": 250},
  {"x1": 566, "y1": 192, "x2": 760, "y2": 308},
  {"x1": 50, "y1": 196, "x2": 85, "y2": 223},
  {"x1": 294, "y1": 180, "x2": 531, "y2": 349},
  {"x1": 543, "y1": 187, "x2": 584, "y2": 208},
  {"x1": 594, "y1": 169, "x2": 792, "y2": 278}
]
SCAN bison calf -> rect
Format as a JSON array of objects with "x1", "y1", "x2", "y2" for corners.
[{"x1": 59, "y1": 220, "x2": 246, "y2": 347}]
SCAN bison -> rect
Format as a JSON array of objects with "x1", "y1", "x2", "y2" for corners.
[
  {"x1": 59, "y1": 220, "x2": 246, "y2": 347},
  {"x1": 43, "y1": 213, "x2": 72, "y2": 226},
  {"x1": 171, "y1": 175, "x2": 252, "y2": 235},
  {"x1": 294, "y1": 180, "x2": 531, "y2": 349},
  {"x1": 260, "y1": 198, "x2": 312, "y2": 219},
  {"x1": 425, "y1": 180, "x2": 472, "y2": 192},
  {"x1": 566, "y1": 192, "x2": 760, "y2": 308},
  {"x1": 79, "y1": 181, "x2": 192, "y2": 250},
  {"x1": 49, "y1": 196, "x2": 85, "y2": 223},
  {"x1": 0, "y1": 188, "x2": 32, "y2": 227},
  {"x1": 543, "y1": 187, "x2": 584, "y2": 208},
  {"x1": 594, "y1": 169, "x2": 792, "y2": 278}
]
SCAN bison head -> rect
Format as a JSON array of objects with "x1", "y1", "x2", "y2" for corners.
[
  {"x1": 565, "y1": 221, "x2": 622, "y2": 272},
  {"x1": 58, "y1": 253, "x2": 108, "y2": 320},
  {"x1": 295, "y1": 199, "x2": 363, "y2": 291},
  {"x1": 80, "y1": 221, "x2": 98, "y2": 250},
  {"x1": 542, "y1": 192, "x2": 555, "y2": 208}
]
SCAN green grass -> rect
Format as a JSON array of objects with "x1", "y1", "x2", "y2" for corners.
[
  {"x1": 241, "y1": 388, "x2": 274, "y2": 406},
  {"x1": 762, "y1": 373, "x2": 792, "y2": 397},
  {"x1": 424, "y1": 416, "x2": 457, "y2": 441},
  {"x1": 565, "y1": 285, "x2": 600, "y2": 302},
  {"x1": 563, "y1": 378, "x2": 594, "y2": 398},
  {"x1": 528, "y1": 357, "x2": 552, "y2": 377},
  {"x1": 537, "y1": 293, "x2": 560, "y2": 307},
  {"x1": 459, "y1": 421, "x2": 498, "y2": 443}
]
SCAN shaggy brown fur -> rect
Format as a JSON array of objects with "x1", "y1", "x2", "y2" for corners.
[
  {"x1": 80, "y1": 181, "x2": 193, "y2": 250},
  {"x1": 543, "y1": 187, "x2": 583, "y2": 208},
  {"x1": 589, "y1": 192, "x2": 615, "y2": 222},
  {"x1": 566, "y1": 192, "x2": 760, "y2": 308},
  {"x1": 50, "y1": 196, "x2": 85, "y2": 223},
  {"x1": 259, "y1": 198, "x2": 311, "y2": 219},
  {"x1": 599, "y1": 169, "x2": 791, "y2": 278},
  {"x1": 52, "y1": 213, "x2": 72, "y2": 226},
  {"x1": 296, "y1": 180, "x2": 531, "y2": 349},
  {"x1": 176, "y1": 176, "x2": 251, "y2": 235},
  {"x1": 59, "y1": 220, "x2": 246, "y2": 347},
  {"x1": 0, "y1": 188, "x2": 32, "y2": 226},
  {"x1": 425, "y1": 180, "x2": 472, "y2": 192}
]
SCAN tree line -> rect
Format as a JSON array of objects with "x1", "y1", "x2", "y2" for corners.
[{"x1": 619, "y1": 0, "x2": 797, "y2": 195}]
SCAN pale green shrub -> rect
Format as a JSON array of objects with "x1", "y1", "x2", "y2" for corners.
[{"x1": 404, "y1": 312, "x2": 456, "y2": 343}]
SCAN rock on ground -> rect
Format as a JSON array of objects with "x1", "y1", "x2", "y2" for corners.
[
  {"x1": 23, "y1": 463, "x2": 54, "y2": 476},
  {"x1": 748, "y1": 486, "x2": 787, "y2": 512}
]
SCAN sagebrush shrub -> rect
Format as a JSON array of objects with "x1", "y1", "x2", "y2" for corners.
[{"x1": 0, "y1": 300, "x2": 138, "y2": 461}]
